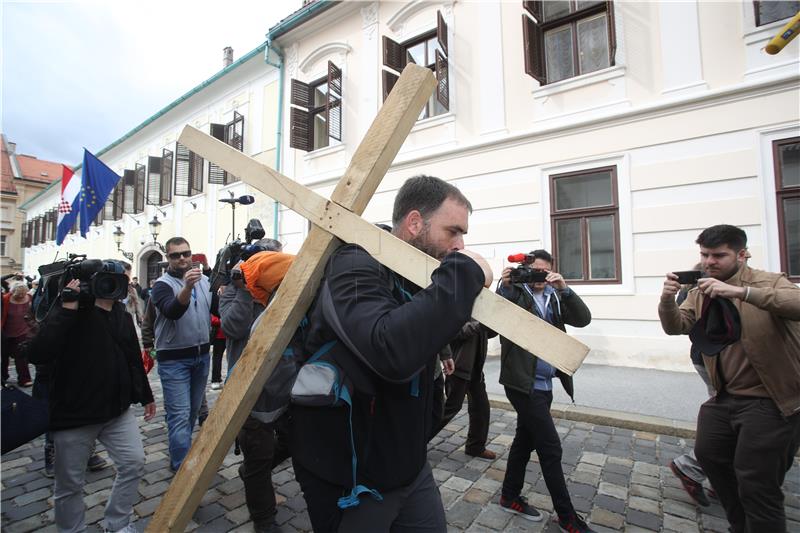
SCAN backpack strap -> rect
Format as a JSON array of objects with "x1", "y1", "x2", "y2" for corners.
[{"x1": 336, "y1": 385, "x2": 384, "y2": 509}]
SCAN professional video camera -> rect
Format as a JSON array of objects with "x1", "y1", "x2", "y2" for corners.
[
  {"x1": 32, "y1": 255, "x2": 130, "y2": 322},
  {"x1": 209, "y1": 218, "x2": 267, "y2": 293},
  {"x1": 506, "y1": 253, "x2": 548, "y2": 284}
]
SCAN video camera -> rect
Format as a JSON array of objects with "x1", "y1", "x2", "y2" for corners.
[
  {"x1": 507, "y1": 253, "x2": 548, "y2": 284},
  {"x1": 33, "y1": 255, "x2": 130, "y2": 322},
  {"x1": 209, "y1": 218, "x2": 267, "y2": 293}
]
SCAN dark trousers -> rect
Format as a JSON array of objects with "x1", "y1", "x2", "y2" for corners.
[
  {"x1": 695, "y1": 393, "x2": 800, "y2": 533},
  {"x1": 2, "y1": 336, "x2": 32, "y2": 384},
  {"x1": 210, "y1": 338, "x2": 226, "y2": 383},
  {"x1": 502, "y1": 387, "x2": 574, "y2": 519},
  {"x1": 238, "y1": 415, "x2": 290, "y2": 526},
  {"x1": 293, "y1": 459, "x2": 445, "y2": 533},
  {"x1": 436, "y1": 372, "x2": 490, "y2": 455}
]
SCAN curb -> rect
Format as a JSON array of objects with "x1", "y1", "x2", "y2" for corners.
[{"x1": 487, "y1": 393, "x2": 697, "y2": 439}]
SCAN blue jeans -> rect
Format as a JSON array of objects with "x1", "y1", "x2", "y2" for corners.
[{"x1": 157, "y1": 354, "x2": 210, "y2": 471}]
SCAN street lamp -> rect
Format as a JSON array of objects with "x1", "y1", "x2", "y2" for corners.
[
  {"x1": 113, "y1": 226, "x2": 134, "y2": 261},
  {"x1": 149, "y1": 215, "x2": 166, "y2": 252}
]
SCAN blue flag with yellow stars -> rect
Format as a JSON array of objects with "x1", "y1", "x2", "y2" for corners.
[{"x1": 79, "y1": 149, "x2": 122, "y2": 237}]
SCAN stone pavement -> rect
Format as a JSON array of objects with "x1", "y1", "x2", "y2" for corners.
[{"x1": 2, "y1": 374, "x2": 800, "y2": 533}]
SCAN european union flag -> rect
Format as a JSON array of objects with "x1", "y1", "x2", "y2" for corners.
[{"x1": 79, "y1": 149, "x2": 121, "y2": 237}]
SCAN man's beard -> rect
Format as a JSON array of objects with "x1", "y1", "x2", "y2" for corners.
[{"x1": 408, "y1": 223, "x2": 446, "y2": 260}]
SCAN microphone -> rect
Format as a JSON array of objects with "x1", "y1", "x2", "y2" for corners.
[
  {"x1": 508, "y1": 254, "x2": 527, "y2": 263},
  {"x1": 218, "y1": 195, "x2": 255, "y2": 205},
  {"x1": 218, "y1": 198, "x2": 237, "y2": 204}
]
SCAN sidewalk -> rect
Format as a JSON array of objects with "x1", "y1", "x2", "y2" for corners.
[{"x1": 484, "y1": 357, "x2": 709, "y2": 424}]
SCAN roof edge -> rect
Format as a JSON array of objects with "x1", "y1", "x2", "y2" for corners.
[{"x1": 267, "y1": 0, "x2": 337, "y2": 41}]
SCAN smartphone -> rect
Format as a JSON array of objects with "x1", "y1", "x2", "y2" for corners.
[
  {"x1": 674, "y1": 270, "x2": 703, "y2": 285},
  {"x1": 191, "y1": 261, "x2": 202, "y2": 271}
]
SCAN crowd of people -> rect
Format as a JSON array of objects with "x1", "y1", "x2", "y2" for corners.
[{"x1": 2, "y1": 174, "x2": 798, "y2": 533}]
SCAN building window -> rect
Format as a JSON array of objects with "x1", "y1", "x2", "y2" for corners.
[
  {"x1": 755, "y1": 1, "x2": 799, "y2": 26},
  {"x1": 550, "y1": 166, "x2": 620, "y2": 283},
  {"x1": 290, "y1": 61, "x2": 342, "y2": 152},
  {"x1": 174, "y1": 142, "x2": 204, "y2": 197},
  {"x1": 209, "y1": 111, "x2": 245, "y2": 183},
  {"x1": 382, "y1": 11, "x2": 450, "y2": 118},
  {"x1": 522, "y1": 1, "x2": 616, "y2": 85},
  {"x1": 0, "y1": 235, "x2": 6, "y2": 257},
  {"x1": 774, "y1": 137, "x2": 799, "y2": 281}
]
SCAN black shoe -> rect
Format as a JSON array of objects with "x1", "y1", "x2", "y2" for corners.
[
  {"x1": 499, "y1": 495, "x2": 543, "y2": 521},
  {"x1": 670, "y1": 460, "x2": 709, "y2": 507},
  {"x1": 44, "y1": 444, "x2": 55, "y2": 478},
  {"x1": 87, "y1": 454, "x2": 108, "y2": 471},
  {"x1": 558, "y1": 512, "x2": 596, "y2": 533}
]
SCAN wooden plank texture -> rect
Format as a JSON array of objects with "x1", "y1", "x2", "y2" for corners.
[{"x1": 147, "y1": 63, "x2": 437, "y2": 533}]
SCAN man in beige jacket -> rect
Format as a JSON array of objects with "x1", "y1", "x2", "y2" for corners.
[{"x1": 659, "y1": 224, "x2": 800, "y2": 533}]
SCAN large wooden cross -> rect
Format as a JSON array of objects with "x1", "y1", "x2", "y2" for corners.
[{"x1": 147, "y1": 64, "x2": 590, "y2": 532}]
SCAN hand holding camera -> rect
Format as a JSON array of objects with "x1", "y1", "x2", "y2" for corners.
[
  {"x1": 62, "y1": 279, "x2": 81, "y2": 310},
  {"x1": 183, "y1": 266, "x2": 203, "y2": 288}
]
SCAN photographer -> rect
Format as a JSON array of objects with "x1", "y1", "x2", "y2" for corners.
[
  {"x1": 28, "y1": 260, "x2": 155, "y2": 533},
  {"x1": 151, "y1": 237, "x2": 212, "y2": 472},
  {"x1": 219, "y1": 238, "x2": 288, "y2": 533},
  {"x1": 496, "y1": 249, "x2": 594, "y2": 533}
]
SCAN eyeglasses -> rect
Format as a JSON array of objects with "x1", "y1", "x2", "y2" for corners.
[{"x1": 168, "y1": 250, "x2": 192, "y2": 260}]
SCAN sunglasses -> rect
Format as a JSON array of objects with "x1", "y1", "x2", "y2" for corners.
[{"x1": 168, "y1": 250, "x2": 193, "y2": 260}]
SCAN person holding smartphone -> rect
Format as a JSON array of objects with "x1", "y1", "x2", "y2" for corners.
[
  {"x1": 150, "y1": 237, "x2": 212, "y2": 472},
  {"x1": 496, "y1": 249, "x2": 595, "y2": 533}
]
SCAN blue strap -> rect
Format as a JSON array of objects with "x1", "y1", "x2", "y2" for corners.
[
  {"x1": 308, "y1": 340, "x2": 337, "y2": 363},
  {"x1": 409, "y1": 374, "x2": 420, "y2": 397},
  {"x1": 394, "y1": 278, "x2": 413, "y2": 302},
  {"x1": 336, "y1": 386, "x2": 383, "y2": 509}
]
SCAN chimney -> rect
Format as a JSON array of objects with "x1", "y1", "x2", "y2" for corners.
[
  {"x1": 7, "y1": 142, "x2": 16, "y2": 154},
  {"x1": 223, "y1": 47, "x2": 234, "y2": 68}
]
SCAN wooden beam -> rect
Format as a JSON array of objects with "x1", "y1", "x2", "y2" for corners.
[
  {"x1": 178, "y1": 132, "x2": 590, "y2": 375},
  {"x1": 147, "y1": 63, "x2": 438, "y2": 533}
]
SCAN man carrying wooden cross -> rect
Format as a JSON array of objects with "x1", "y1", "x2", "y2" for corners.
[{"x1": 289, "y1": 175, "x2": 493, "y2": 532}]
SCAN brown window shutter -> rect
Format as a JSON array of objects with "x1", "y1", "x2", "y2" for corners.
[
  {"x1": 607, "y1": 1, "x2": 616, "y2": 65},
  {"x1": 208, "y1": 123, "x2": 227, "y2": 184},
  {"x1": 160, "y1": 148, "x2": 173, "y2": 205},
  {"x1": 437, "y1": 11, "x2": 448, "y2": 56},
  {"x1": 289, "y1": 106, "x2": 312, "y2": 152},
  {"x1": 26, "y1": 220, "x2": 33, "y2": 247},
  {"x1": 33, "y1": 217, "x2": 39, "y2": 245},
  {"x1": 522, "y1": 14, "x2": 546, "y2": 84},
  {"x1": 190, "y1": 152, "x2": 204, "y2": 195},
  {"x1": 113, "y1": 184, "x2": 124, "y2": 220},
  {"x1": 147, "y1": 156, "x2": 162, "y2": 206},
  {"x1": 174, "y1": 142, "x2": 191, "y2": 196},
  {"x1": 435, "y1": 49, "x2": 449, "y2": 110},
  {"x1": 523, "y1": 1, "x2": 542, "y2": 22},
  {"x1": 291, "y1": 79, "x2": 313, "y2": 108},
  {"x1": 383, "y1": 35, "x2": 405, "y2": 72},
  {"x1": 225, "y1": 111, "x2": 244, "y2": 183},
  {"x1": 134, "y1": 163, "x2": 146, "y2": 213},
  {"x1": 382, "y1": 69, "x2": 399, "y2": 102},
  {"x1": 326, "y1": 61, "x2": 342, "y2": 142},
  {"x1": 20, "y1": 222, "x2": 27, "y2": 248}
]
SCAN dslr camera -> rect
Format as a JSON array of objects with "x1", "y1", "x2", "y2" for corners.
[
  {"x1": 33, "y1": 255, "x2": 129, "y2": 321},
  {"x1": 210, "y1": 218, "x2": 267, "y2": 292},
  {"x1": 507, "y1": 253, "x2": 548, "y2": 284}
]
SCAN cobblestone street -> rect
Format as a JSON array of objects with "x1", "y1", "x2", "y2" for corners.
[{"x1": 2, "y1": 376, "x2": 799, "y2": 533}]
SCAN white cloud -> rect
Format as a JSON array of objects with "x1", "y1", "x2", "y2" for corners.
[{"x1": 1, "y1": 0, "x2": 299, "y2": 165}]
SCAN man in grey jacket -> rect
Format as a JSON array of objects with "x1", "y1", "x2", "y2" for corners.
[
  {"x1": 219, "y1": 238, "x2": 288, "y2": 533},
  {"x1": 151, "y1": 236, "x2": 212, "y2": 472}
]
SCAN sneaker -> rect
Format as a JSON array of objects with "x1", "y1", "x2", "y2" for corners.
[
  {"x1": 87, "y1": 453, "x2": 109, "y2": 472},
  {"x1": 19, "y1": 380, "x2": 33, "y2": 387},
  {"x1": 670, "y1": 459, "x2": 709, "y2": 506},
  {"x1": 44, "y1": 444, "x2": 55, "y2": 478},
  {"x1": 558, "y1": 512, "x2": 596, "y2": 533},
  {"x1": 466, "y1": 449, "x2": 497, "y2": 460},
  {"x1": 210, "y1": 381, "x2": 223, "y2": 390},
  {"x1": 499, "y1": 495, "x2": 543, "y2": 521}
]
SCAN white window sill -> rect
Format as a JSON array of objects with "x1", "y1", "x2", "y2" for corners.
[
  {"x1": 303, "y1": 142, "x2": 345, "y2": 162},
  {"x1": 533, "y1": 65, "x2": 626, "y2": 100},
  {"x1": 743, "y1": 18, "x2": 793, "y2": 44},
  {"x1": 411, "y1": 112, "x2": 455, "y2": 133}
]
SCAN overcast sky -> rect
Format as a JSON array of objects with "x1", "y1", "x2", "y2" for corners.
[{"x1": 2, "y1": 0, "x2": 299, "y2": 167}]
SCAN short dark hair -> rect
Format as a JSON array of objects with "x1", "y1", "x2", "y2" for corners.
[
  {"x1": 695, "y1": 225, "x2": 747, "y2": 251},
  {"x1": 529, "y1": 249, "x2": 553, "y2": 264},
  {"x1": 255, "y1": 238, "x2": 283, "y2": 252},
  {"x1": 164, "y1": 237, "x2": 190, "y2": 253},
  {"x1": 391, "y1": 175, "x2": 472, "y2": 227}
]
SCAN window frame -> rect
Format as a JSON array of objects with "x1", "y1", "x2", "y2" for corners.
[
  {"x1": 753, "y1": 0, "x2": 799, "y2": 27},
  {"x1": 0, "y1": 235, "x2": 7, "y2": 257},
  {"x1": 523, "y1": 0, "x2": 616, "y2": 85},
  {"x1": 773, "y1": 136, "x2": 800, "y2": 281},
  {"x1": 289, "y1": 61, "x2": 342, "y2": 153},
  {"x1": 549, "y1": 165, "x2": 621, "y2": 284}
]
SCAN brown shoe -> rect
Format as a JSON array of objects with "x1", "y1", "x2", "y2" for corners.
[{"x1": 467, "y1": 449, "x2": 496, "y2": 460}]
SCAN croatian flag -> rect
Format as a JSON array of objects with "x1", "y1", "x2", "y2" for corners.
[{"x1": 56, "y1": 165, "x2": 81, "y2": 245}]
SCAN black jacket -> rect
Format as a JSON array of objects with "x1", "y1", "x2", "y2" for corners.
[
  {"x1": 28, "y1": 302, "x2": 154, "y2": 431},
  {"x1": 497, "y1": 284, "x2": 591, "y2": 400},
  {"x1": 290, "y1": 245, "x2": 484, "y2": 492}
]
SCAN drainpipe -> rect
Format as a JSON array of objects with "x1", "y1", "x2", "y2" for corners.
[{"x1": 264, "y1": 38, "x2": 284, "y2": 241}]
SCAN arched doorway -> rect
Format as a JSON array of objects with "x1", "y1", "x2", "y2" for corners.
[{"x1": 142, "y1": 250, "x2": 165, "y2": 287}]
